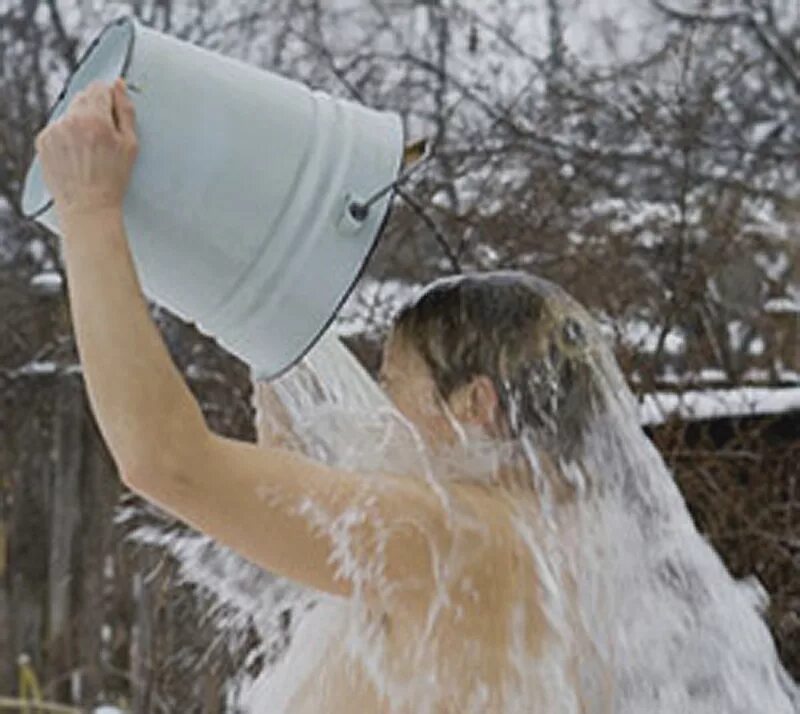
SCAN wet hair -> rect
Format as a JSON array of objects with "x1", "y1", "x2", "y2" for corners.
[{"x1": 391, "y1": 270, "x2": 607, "y2": 462}]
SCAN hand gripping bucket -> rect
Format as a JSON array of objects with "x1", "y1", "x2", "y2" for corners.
[{"x1": 21, "y1": 15, "x2": 405, "y2": 380}]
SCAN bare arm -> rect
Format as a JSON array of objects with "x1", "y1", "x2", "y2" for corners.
[
  {"x1": 35, "y1": 78, "x2": 207, "y2": 477},
  {"x1": 61, "y1": 220, "x2": 451, "y2": 602},
  {"x1": 59, "y1": 209, "x2": 207, "y2": 476},
  {"x1": 61, "y1": 205, "x2": 455, "y2": 602},
  {"x1": 126, "y1": 431, "x2": 457, "y2": 602}
]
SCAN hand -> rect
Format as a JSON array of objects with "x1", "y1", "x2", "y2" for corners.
[{"x1": 35, "y1": 78, "x2": 139, "y2": 225}]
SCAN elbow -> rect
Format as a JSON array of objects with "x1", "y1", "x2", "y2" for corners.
[
  {"x1": 119, "y1": 463, "x2": 158, "y2": 497},
  {"x1": 118, "y1": 453, "x2": 176, "y2": 497},
  {"x1": 118, "y1": 412, "x2": 210, "y2": 498},
  {"x1": 118, "y1": 448, "x2": 197, "y2": 509}
]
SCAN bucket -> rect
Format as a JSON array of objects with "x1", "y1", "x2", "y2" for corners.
[{"x1": 21, "y1": 15, "x2": 404, "y2": 380}]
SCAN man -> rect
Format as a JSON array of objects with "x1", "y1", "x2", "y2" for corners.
[
  {"x1": 36, "y1": 79, "x2": 544, "y2": 712},
  {"x1": 35, "y1": 79, "x2": 798, "y2": 714}
]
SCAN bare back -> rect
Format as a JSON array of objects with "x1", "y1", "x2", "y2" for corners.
[{"x1": 272, "y1": 483, "x2": 557, "y2": 713}]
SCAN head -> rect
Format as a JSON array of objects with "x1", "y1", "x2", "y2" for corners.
[{"x1": 380, "y1": 271, "x2": 607, "y2": 469}]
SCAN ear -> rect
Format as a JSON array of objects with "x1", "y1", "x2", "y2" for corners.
[{"x1": 448, "y1": 376, "x2": 500, "y2": 432}]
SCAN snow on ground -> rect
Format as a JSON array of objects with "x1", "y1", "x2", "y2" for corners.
[
  {"x1": 765, "y1": 296, "x2": 800, "y2": 314},
  {"x1": 3, "y1": 360, "x2": 82, "y2": 377},
  {"x1": 639, "y1": 386, "x2": 800, "y2": 426},
  {"x1": 30, "y1": 270, "x2": 64, "y2": 295}
]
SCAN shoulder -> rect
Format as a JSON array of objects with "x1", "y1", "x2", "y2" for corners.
[
  {"x1": 447, "y1": 481, "x2": 521, "y2": 544},
  {"x1": 379, "y1": 480, "x2": 523, "y2": 638},
  {"x1": 429, "y1": 480, "x2": 523, "y2": 594},
  {"x1": 447, "y1": 482, "x2": 528, "y2": 602}
]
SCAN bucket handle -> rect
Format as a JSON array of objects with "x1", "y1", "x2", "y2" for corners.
[{"x1": 347, "y1": 138, "x2": 432, "y2": 223}]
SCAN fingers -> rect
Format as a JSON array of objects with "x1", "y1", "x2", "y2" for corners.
[
  {"x1": 35, "y1": 78, "x2": 138, "y2": 160},
  {"x1": 53, "y1": 78, "x2": 137, "y2": 153},
  {"x1": 112, "y1": 78, "x2": 137, "y2": 141},
  {"x1": 69, "y1": 80, "x2": 112, "y2": 119}
]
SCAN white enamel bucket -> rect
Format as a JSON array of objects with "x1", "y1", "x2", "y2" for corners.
[{"x1": 21, "y1": 15, "x2": 404, "y2": 380}]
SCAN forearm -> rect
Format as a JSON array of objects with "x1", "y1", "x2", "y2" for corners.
[{"x1": 59, "y1": 208, "x2": 207, "y2": 475}]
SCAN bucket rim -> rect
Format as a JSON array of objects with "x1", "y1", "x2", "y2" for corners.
[{"x1": 21, "y1": 14, "x2": 138, "y2": 220}]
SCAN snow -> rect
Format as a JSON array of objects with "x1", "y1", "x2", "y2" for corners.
[
  {"x1": 748, "y1": 337, "x2": 765, "y2": 356},
  {"x1": 615, "y1": 320, "x2": 686, "y2": 355},
  {"x1": 765, "y1": 296, "x2": 800, "y2": 314},
  {"x1": 640, "y1": 386, "x2": 800, "y2": 426},
  {"x1": 26, "y1": 238, "x2": 47, "y2": 262},
  {"x1": 30, "y1": 270, "x2": 63, "y2": 294},
  {"x1": 4, "y1": 360, "x2": 81, "y2": 378}
]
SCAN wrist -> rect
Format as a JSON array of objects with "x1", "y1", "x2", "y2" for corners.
[{"x1": 58, "y1": 204, "x2": 125, "y2": 233}]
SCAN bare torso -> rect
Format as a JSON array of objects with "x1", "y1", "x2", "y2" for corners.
[{"x1": 277, "y1": 484, "x2": 555, "y2": 714}]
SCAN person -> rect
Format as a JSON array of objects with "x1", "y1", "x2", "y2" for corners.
[
  {"x1": 36, "y1": 78, "x2": 609, "y2": 712},
  {"x1": 35, "y1": 79, "x2": 799, "y2": 714}
]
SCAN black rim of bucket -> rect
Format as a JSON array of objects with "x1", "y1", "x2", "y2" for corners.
[
  {"x1": 258, "y1": 171, "x2": 403, "y2": 383},
  {"x1": 21, "y1": 14, "x2": 137, "y2": 220}
]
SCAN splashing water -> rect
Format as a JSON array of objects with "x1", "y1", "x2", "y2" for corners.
[{"x1": 127, "y1": 318, "x2": 800, "y2": 713}]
